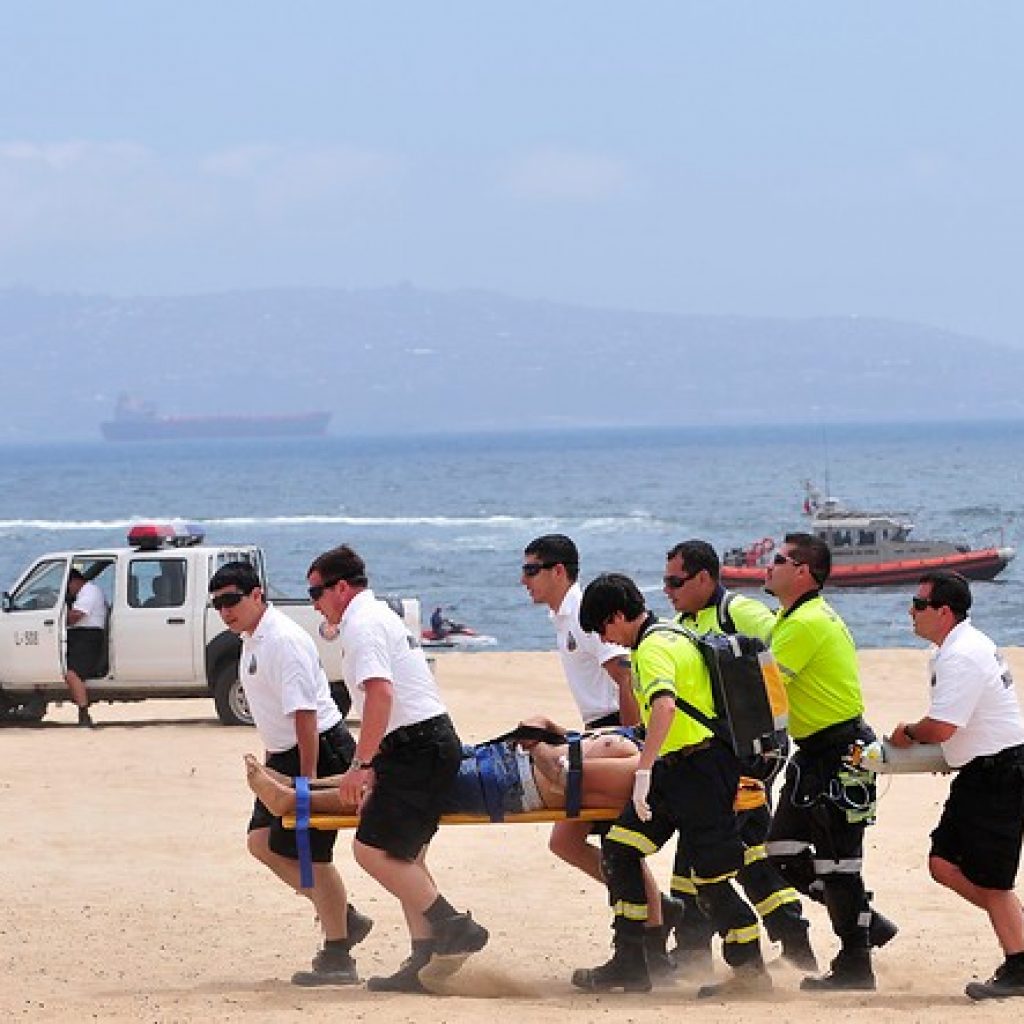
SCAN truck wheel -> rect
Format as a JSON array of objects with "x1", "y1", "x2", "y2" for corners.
[{"x1": 213, "y1": 661, "x2": 253, "y2": 727}]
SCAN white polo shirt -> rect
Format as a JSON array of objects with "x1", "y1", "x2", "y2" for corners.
[
  {"x1": 70, "y1": 580, "x2": 107, "y2": 629},
  {"x1": 339, "y1": 589, "x2": 447, "y2": 734},
  {"x1": 552, "y1": 582, "x2": 628, "y2": 726},
  {"x1": 240, "y1": 604, "x2": 343, "y2": 753},
  {"x1": 928, "y1": 618, "x2": 1024, "y2": 768}
]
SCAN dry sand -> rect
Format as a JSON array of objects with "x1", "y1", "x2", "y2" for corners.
[{"x1": 4, "y1": 647, "x2": 1024, "y2": 1022}]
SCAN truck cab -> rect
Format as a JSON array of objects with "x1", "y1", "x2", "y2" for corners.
[{"x1": 0, "y1": 523, "x2": 369, "y2": 726}]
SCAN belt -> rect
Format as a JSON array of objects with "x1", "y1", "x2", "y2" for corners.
[
  {"x1": 796, "y1": 716, "x2": 868, "y2": 755},
  {"x1": 379, "y1": 713, "x2": 452, "y2": 754},
  {"x1": 972, "y1": 744, "x2": 1024, "y2": 770},
  {"x1": 662, "y1": 738, "x2": 713, "y2": 763}
]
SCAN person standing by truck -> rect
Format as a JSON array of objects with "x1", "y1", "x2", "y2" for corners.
[
  {"x1": 64, "y1": 568, "x2": 108, "y2": 728},
  {"x1": 208, "y1": 560, "x2": 371, "y2": 987}
]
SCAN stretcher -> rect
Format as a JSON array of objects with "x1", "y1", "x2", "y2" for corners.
[{"x1": 282, "y1": 807, "x2": 619, "y2": 830}]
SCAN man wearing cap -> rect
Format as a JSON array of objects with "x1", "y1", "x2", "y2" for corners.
[{"x1": 889, "y1": 570, "x2": 1024, "y2": 1001}]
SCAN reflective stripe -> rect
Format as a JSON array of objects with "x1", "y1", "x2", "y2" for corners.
[
  {"x1": 671, "y1": 875, "x2": 697, "y2": 895},
  {"x1": 765, "y1": 840, "x2": 810, "y2": 857},
  {"x1": 607, "y1": 825, "x2": 658, "y2": 856},
  {"x1": 755, "y1": 888, "x2": 801, "y2": 918},
  {"x1": 613, "y1": 900, "x2": 649, "y2": 922},
  {"x1": 857, "y1": 910, "x2": 873, "y2": 928},
  {"x1": 812, "y1": 857, "x2": 863, "y2": 875},
  {"x1": 744, "y1": 844, "x2": 767, "y2": 865},
  {"x1": 724, "y1": 923, "x2": 761, "y2": 946},
  {"x1": 693, "y1": 869, "x2": 738, "y2": 886}
]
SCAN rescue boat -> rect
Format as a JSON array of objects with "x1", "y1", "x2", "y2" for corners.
[{"x1": 721, "y1": 486, "x2": 1015, "y2": 589}]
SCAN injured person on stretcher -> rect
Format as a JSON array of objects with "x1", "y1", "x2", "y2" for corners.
[
  {"x1": 245, "y1": 717, "x2": 767, "y2": 822},
  {"x1": 245, "y1": 718, "x2": 650, "y2": 819}
]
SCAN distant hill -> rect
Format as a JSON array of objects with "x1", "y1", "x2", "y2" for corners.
[{"x1": 2, "y1": 285, "x2": 1021, "y2": 443}]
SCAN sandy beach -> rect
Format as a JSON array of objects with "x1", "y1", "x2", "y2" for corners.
[{"x1": 5, "y1": 647, "x2": 1024, "y2": 1022}]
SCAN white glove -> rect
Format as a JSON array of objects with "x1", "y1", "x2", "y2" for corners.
[{"x1": 632, "y1": 769, "x2": 653, "y2": 822}]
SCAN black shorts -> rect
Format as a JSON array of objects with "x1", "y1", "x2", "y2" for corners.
[
  {"x1": 930, "y1": 750, "x2": 1024, "y2": 890},
  {"x1": 249, "y1": 722, "x2": 356, "y2": 863},
  {"x1": 66, "y1": 628, "x2": 105, "y2": 678},
  {"x1": 356, "y1": 714, "x2": 462, "y2": 861}
]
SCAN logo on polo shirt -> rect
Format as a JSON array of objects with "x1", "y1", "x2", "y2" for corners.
[
  {"x1": 567, "y1": 631, "x2": 578, "y2": 652},
  {"x1": 248, "y1": 654, "x2": 258, "y2": 675}
]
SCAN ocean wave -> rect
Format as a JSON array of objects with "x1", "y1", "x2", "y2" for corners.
[{"x1": 0, "y1": 511, "x2": 672, "y2": 531}]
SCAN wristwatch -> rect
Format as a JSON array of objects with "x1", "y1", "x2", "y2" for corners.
[{"x1": 351, "y1": 756, "x2": 375, "y2": 771}]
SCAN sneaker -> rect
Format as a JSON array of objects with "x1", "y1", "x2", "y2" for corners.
[
  {"x1": 571, "y1": 943, "x2": 652, "y2": 993},
  {"x1": 869, "y1": 910, "x2": 898, "y2": 949},
  {"x1": 78, "y1": 707, "x2": 95, "y2": 728},
  {"x1": 431, "y1": 912, "x2": 489, "y2": 957},
  {"x1": 291, "y1": 946, "x2": 359, "y2": 987},
  {"x1": 367, "y1": 953, "x2": 431, "y2": 994},
  {"x1": 346, "y1": 904, "x2": 374, "y2": 947},
  {"x1": 800, "y1": 950, "x2": 875, "y2": 992},
  {"x1": 966, "y1": 962, "x2": 1024, "y2": 1001},
  {"x1": 697, "y1": 963, "x2": 773, "y2": 999},
  {"x1": 780, "y1": 930, "x2": 819, "y2": 973}
]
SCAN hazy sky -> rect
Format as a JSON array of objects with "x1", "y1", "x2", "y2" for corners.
[{"x1": 3, "y1": 2, "x2": 1023, "y2": 345}]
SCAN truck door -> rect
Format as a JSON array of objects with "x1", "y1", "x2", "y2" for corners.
[
  {"x1": 0, "y1": 558, "x2": 68, "y2": 683},
  {"x1": 113, "y1": 555, "x2": 196, "y2": 683}
]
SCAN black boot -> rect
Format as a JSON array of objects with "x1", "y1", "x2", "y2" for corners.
[
  {"x1": 779, "y1": 926, "x2": 819, "y2": 973},
  {"x1": 572, "y1": 939, "x2": 652, "y2": 993},
  {"x1": 367, "y1": 941, "x2": 434, "y2": 993},
  {"x1": 868, "y1": 909, "x2": 898, "y2": 949},
  {"x1": 346, "y1": 904, "x2": 374, "y2": 947},
  {"x1": 966, "y1": 954, "x2": 1024, "y2": 1000},
  {"x1": 644, "y1": 927, "x2": 677, "y2": 984},
  {"x1": 291, "y1": 943, "x2": 359, "y2": 986},
  {"x1": 800, "y1": 947, "x2": 875, "y2": 992},
  {"x1": 669, "y1": 894, "x2": 715, "y2": 980},
  {"x1": 697, "y1": 960, "x2": 773, "y2": 999}
]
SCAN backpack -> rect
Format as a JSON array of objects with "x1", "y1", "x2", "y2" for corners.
[{"x1": 648, "y1": 622, "x2": 789, "y2": 759}]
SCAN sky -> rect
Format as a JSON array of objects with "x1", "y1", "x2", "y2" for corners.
[{"x1": 3, "y1": 2, "x2": 1023, "y2": 346}]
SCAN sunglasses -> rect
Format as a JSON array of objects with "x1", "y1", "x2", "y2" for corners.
[
  {"x1": 308, "y1": 577, "x2": 343, "y2": 601},
  {"x1": 772, "y1": 552, "x2": 803, "y2": 567},
  {"x1": 663, "y1": 573, "x2": 693, "y2": 589},
  {"x1": 911, "y1": 596, "x2": 942, "y2": 611},
  {"x1": 210, "y1": 590, "x2": 247, "y2": 611},
  {"x1": 521, "y1": 561, "x2": 559, "y2": 578}
]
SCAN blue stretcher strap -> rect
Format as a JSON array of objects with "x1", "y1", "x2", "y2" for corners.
[
  {"x1": 294, "y1": 776, "x2": 314, "y2": 890},
  {"x1": 565, "y1": 732, "x2": 583, "y2": 818},
  {"x1": 474, "y1": 743, "x2": 506, "y2": 822}
]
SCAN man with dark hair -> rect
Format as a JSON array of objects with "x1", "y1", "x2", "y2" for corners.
[
  {"x1": 64, "y1": 568, "x2": 108, "y2": 727},
  {"x1": 763, "y1": 532, "x2": 894, "y2": 991},
  {"x1": 572, "y1": 573, "x2": 768, "y2": 997},
  {"x1": 520, "y1": 536, "x2": 677, "y2": 973},
  {"x1": 208, "y1": 560, "x2": 369, "y2": 987},
  {"x1": 662, "y1": 539, "x2": 815, "y2": 972},
  {"x1": 308, "y1": 544, "x2": 488, "y2": 994},
  {"x1": 889, "y1": 571, "x2": 1024, "y2": 1000}
]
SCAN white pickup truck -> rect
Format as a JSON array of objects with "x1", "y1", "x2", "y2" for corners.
[{"x1": 0, "y1": 523, "x2": 419, "y2": 726}]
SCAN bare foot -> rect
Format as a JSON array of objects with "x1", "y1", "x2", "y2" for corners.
[{"x1": 244, "y1": 756, "x2": 295, "y2": 817}]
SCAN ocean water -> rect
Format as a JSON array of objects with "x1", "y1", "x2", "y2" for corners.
[{"x1": 1, "y1": 420, "x2": 1022, "y2": 651}]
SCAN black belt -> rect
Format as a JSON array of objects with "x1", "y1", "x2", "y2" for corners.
[
  {"x1": 662, "y1": 738, "x2": 714, "y2": 763},
  {"x1": 796, "y1": 716, "x2": 869, "y2": 755},
  {"x1": 379, "y1": 713, "x2": 452, "y2": 754},
  {"x1": 971, "y1": 744, "x2": 1024, "y2": 770}
]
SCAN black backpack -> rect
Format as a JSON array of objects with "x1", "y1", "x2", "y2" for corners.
[{"x1": 648, "y1": 622, "x2": 789, "y2": 760}]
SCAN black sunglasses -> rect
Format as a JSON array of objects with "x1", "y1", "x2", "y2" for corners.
[
  {"x1": 911, "y1": 596, "x2": 942, "y2": 611},
  {"x1": 663, "y1": 573, "x2": 693, "y2": 589},
  {"x1": 521, "y1": 561, "x2": 560, "y2": 578},
  {"x1": 210, "y1": 590, "x2": 247, "y2": 611},
  {"x1": 308, "y1": 577, "x2": 343, "y2": 601},
  {"x1": 772, "y1": 552, "x2": 803, "y2": 567}
]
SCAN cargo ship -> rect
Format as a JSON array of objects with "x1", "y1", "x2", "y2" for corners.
[{"x1": 100, "y1": 394, "x2": 330, "y2": 442}]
